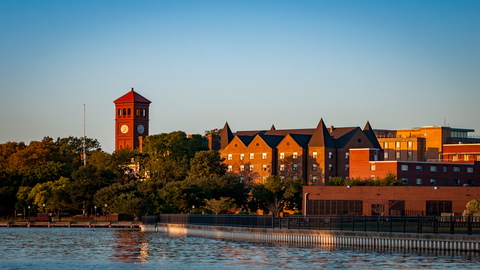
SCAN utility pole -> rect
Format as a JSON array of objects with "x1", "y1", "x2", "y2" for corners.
[{"x1": 83, "y1": 104, "x2": 86, "y2": 166}]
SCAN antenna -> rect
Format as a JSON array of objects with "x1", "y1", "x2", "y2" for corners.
[{"x1": 83, "y1": 104, "x2": 86, "y2": 166}]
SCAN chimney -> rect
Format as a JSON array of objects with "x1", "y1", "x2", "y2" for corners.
[
  {"x1": 138, "y1": 136, "x2": 143, "y2": 153},
  {"x1": 330, "y1": 126, "x2": 334, "y2": 132},
  {"x1": 207, "y1": 134, "x2": 213, "y2": 150}
]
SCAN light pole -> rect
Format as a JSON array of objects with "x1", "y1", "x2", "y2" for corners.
[
  {"x1": 43, "y1": 203, "x2": 46, "y2": 214},
  {"x1": 94, "y1": 205, "x2": 97, "y2": 218},
  {"x1": 27, "y1": 206, "x2": 30, "y2": 221},
  {"x1": 192, "y1": 205, "x2": 195, "y2": 214},
  {"x1": 105, "y1": 204, "x2": 108, "y2": 221}
]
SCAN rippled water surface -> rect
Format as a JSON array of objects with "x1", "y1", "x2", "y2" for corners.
[{"x1": 1, "y1": 228, "x2": 480, "y2": 269}]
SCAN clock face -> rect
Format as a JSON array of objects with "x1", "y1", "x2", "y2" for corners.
[
  {"x1": 120, "y1": 124, "x2": 129, "y2": 134},
  {"x1": 137, "y1": 124, "x2": 145, "y2": 134}
]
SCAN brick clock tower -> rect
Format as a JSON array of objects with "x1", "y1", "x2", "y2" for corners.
[{"x1": 114, "y1": 88, "x2": 151, "y2": 151}]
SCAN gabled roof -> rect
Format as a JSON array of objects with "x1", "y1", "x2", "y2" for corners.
[
  {"x1": 270, "y1": 125, "x2": 276, "y2": 131},
  {"x1": 235, "y1": 130, "x2": 266, "y2": 136},
  {"x1": 290, "y1": 134, "x2": 312, "y2": 148},
  {"x1": 264, "y1": 129, "x2": 315, "y2": 136},
  {"x1": 258, "y1": 134, "x2": 284, "y2": 148},
  {"x1": 308, "y1": 119, "x2": 336, "y2": 148},
  {"x1": 220, "y1": 122, "x2": 234, "y2": 150},
  {"x1": 114, "y1": 88, "x2": 151, "y2": 104},
  {"x1": 332, "y1": 127, "x2": 361, "y2": 148},
  {"x1": 363, "y1": 121, "x2": 382, "y2": 149},
  {"x1": 237, "y1": 135, "x2": 255, "y2": 147}
]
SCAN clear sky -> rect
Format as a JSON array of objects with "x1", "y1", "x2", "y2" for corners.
[{"x1": 1, "y1": 0, "x2": 479, "y2": 153}]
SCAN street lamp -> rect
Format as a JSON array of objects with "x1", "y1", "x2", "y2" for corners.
[
  {"x1": 105, "y1": 204, "x2": 108, "y2": 221},
  {"x1": 43, "y1": 203, "x2": 46, "y2": 213},
  {"x1": 94, "y1": 205, "x2": 97, "y2": 218},
  {"x1": 28, "y1": 206, "x2": 30, "y2": 221}
]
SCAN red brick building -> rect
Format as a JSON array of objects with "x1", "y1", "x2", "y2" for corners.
[
  {"x1": 303, "y1": 186, "x2": 480, "y2": 216},
  {"x1": 442, "y1": 144, "x2": 480, "y2": 163},
  {"x1": 349, "y1": 148, "x2": 480, "y2": 186},
  {"x1": 212, "y1": 119, "x2": 383, "y2": 185}
]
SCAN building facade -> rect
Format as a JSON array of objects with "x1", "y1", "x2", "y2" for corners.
[{"x1": 212, "y1": 119, "x2": 383, "y2": 185}]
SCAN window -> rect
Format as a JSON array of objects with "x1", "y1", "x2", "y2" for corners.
[
  {"x1": 279, "y1": 164, "x2": 284, "y2": 171},
  {"x1": 329, "y1": 152, "x2": 333, "y2": 159},
  {"x1": 384, "y1": 152, "x2": 389, "y2": 159},
  {"x1": 227, "y1": 154, "x2": 232, "y2": 160},
  {"x1": 240, "y1": 177, "x2": 244, "y2": 183},
  {"x1": 312, "y1": 176, "x2": 317, "y2": 183},
  {"x1": 430, "y1": 166, "x2": 437, "y2": 172},
  {"x1": 305, "y1": 200, "x2": 363, "y2": 215},
  {"x1": 401, "y1": 165, "x2": 408, "y2": 171},
  {"x1": 396, "y1": 152, "x2": 400, "y2": 159},
  {"x1": 370, "y1": 164, "x2": 376, "y2": 171},
  {"x1": 452, "y1": 156, "x2": 458, "y2": 161},
  {"x1": 465, "y1": 155, "x2": 470, "y2": 161},
  {"x1": 293, "y1": 152, "x2": 298, "y2": 159},
  {"x1": 443, "y1": 179, "x2": 448, "y2": 185},
  {"x1": 408, "y1": 141, "x2": 412, "y2": 148},
  {"x1": 118, "y1": 109, "x2": 121, "y2": 116},
  {"x1": 407, "y1": 152, "x2": 412, "y2": 158},
  {"x1": 262, "y1": 164, "x2": 267, "y2": 171},
  {"x1": 249, "y1": 153, "x2": 254, "y2": 160},
  {"x1": 443, "y1": 166, "x2": 447, "y2": 173},
  {"x1": 453, "y1": 179, "x2": 460, "y2": 186},
  {"x1": 280, "y1": 176, "x2": 285, "y2": 181},
  {"x1": 312, "y1": 152, "x2": 317, "y2": 158},
  {"x1": 426, "y1": 201, "x2": 452, "y2": 216},
  {"x1": 477, "y1": 156, "x2": 480, "y2": 161},
  {"x1": 227, "y1": 165, "x2": 232, "y2": 172},
  {"x1": 262, "y1": 153, "x2": 267, "y2": 160},
  {"x1": 240, "y1": 154, "x2": 244, "y2": 160},
  {"x1": 401, "y1": 178, "x2": 408, "y2": 185},
  {"x1": 467, "y1": 167, "x2": 473, "y2": 173},
  {"x1": 293, "y1": 164, "x2": 297, "y2": 171},
  {"x1": 262, "y1": 177, "x2": 266, "y2": 183},
  {"x1": 293, "y1": 176, "x2": 298, "y2": 179},
  {"x1": 430, "y1": 179, "x2": 437, "y2": 185},
  {"x1": 312, "y1": 164, "x2": 318, "y2": 171},
  {"x1": 128, "y1": 108, "x2": 131, "y2": 115},
  {"x1": 123, "y1": 108, "x2": 126, "y2": 115},
  {"x1": 416, "y1": 165, "x2": 423, "y2": 172},
  {"x1": 345, "y1": 152, "x2": 349, "y2": 159},
  {"x1": 345, "y1": 164, "x2": 349, "y2": 171},
  {"x1": 416, "y1": 178, "x2": 423, "y2": 185},
  {"x1": 396, "y1": 142, "x2": 400, "y2": 148},
  {"x1": 329, "y1": 164, "x2": 333, "y2": 171},
  {"x1": 384, "y1": 142, "x2": 388, "y2": 148},
  {"x1": 329, "y1": 176, "x2": 332, "y2": 180},
  {"x1": 136, "y1": 108, "x2": 139, "y2": 116},
  {"x1": 240, "y1": 165, "x2": 244, "y2": 172},
  {"x1": 249, "y1": 165, "x2": 254, "y2": 171},
  {"x1": 467, "y1": 180, "x2": 474, "y2": 186},
  {"x1": 453, "y1": 167, "x2": 460, "y2": 172},
  {"x1": 280, "y1": 153, "x2": 284, "y2": 159}
]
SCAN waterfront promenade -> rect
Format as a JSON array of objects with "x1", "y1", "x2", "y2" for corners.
[{"x1": 0, "y1": 221, "x2": 140, "y2": 228}]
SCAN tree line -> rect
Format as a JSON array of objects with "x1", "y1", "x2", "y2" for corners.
[{"x1": 0, "y1": 131, "x2": 303, "y2": 220}]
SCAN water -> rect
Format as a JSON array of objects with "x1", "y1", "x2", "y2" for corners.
[{"x1": 1, "y1": 228, "x2": 480, "y2": 269}]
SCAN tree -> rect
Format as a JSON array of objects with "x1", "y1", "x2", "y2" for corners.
[
  {"x1": 328, "y1": 177, "x2": 346, "y2": 186},
  {"x1": 111, "y1": 193, "x2": 145, "y2": 220},
  {"x1": 157, "y1": 181, "x2": 206, "y2": 213},
  {"x1": 93, "y1": 183, "x2": 137, "y2": 213},
  {"x1": 203, "y1": 197, "x2": 235, "y2": 214},
  {"x1": 188, "y1": 150, "x2": 227, "y2": 178},
  {"x1": 368, "y1": 172, "x2": 402, "y2": 186},
  {"x1": 467, "y1": 199, "x2": 480, "y2": 213},
  {"x1": 186, "y1": 175, "x2": 249, "y2": 207}
]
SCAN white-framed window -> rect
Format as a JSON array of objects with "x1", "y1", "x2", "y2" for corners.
[
  {"x1": 384, "y1": 142, "x2": 388, "y2": 148},
  {"x1": 262, "y1": 153, "x2": 267, "y2": 160},
  {"x1": 240, "y1": 177, "x2": 244, "y2": 183},
  {"x1": 312, "y1": 152, "x2": 317, "y2": 158},
  {"x1": 312, "y1": 176, "x2": 317, "y2": 183},
  {"x1": 227, "y1": 154, "x2": 232, "y2": 160},
  {"x1": 401, "y1": 165, "x2": 408, "y2": 171},
  {"x1": 249, "y1": 165, "x2": 254, "y2": 171},
  {"x1": 240, "y1": 165, "x2": 244, "y2": 172},
  {"x1": 396, "y1": 142, "x2": 400, "y2": 148},
  {"x1": 227, "y1": 165, "x2": 232, "y2": 172},
  {"x1": 408, "y1": 141, "x2": 412, "y2": 148},
  {"x1": 329, "y1": 176, "x2": 332, "y2": 180},
  {"x1": 329, "y1": 152, "x2": 333, "y2": 159},
  {"x1": 293, "y1": 152, "x2": 298, "y2": 159},
  {"x1": 384, "y1": 152, "x2": 389, "y2": 159},
  {"x1": 443, "y1": 166, "x2": 447, "y2": 172},
  {"x1": 416, "y1": 178, "x2": 423, "y2": 185},
  {"x1": 407, "y1": 152, "x2": 412, "y2": 158},
  {"x1": 249, "y1": 153, "x2": 254, "y2": 160},
  {"x1": 279, "y1": 164, "x2": 284, "y2": 171},
  {"x1": 467, "y1": 167, "x2": 473, "y2": 173},
  {"x1": 345, "y1": 164, "x2": 349, "y2": 171},
  {"x1": 345, "y1": 152, "x2": 349, "y2": 159},
  {"x1": 477, "y1": 156, "x2": 480, "y2": 161},
  {"x1": 328, "y1": 164, "x2": 333, "y2": 171},
  {"x1": 453, "y1": 179, "x2": 460, "y2": 186},
  {"x1": 430, "y1": 166, "x2": 437, "y2": 172},
  {"x1": 262, "y1": 164, "x2": 267, "y2": 171},
  {"x1": 401, "y1": 178, "x2": 408, "y2": 185},
  {"x1": 396, "y1": 152, "x2": 400, "y2": 159},
  {"x1": 312, "y1": 164, "x2": 318, "y2": 171},
  {"x1": 370, "y1": 164, "x2": 376, "y2": 171},
  {"x1": 240, "y1": 154, "x2": 244, "y2": 160},
  {"x1": 280, "y1": 152, "x2": 284, "y2": 159},
  {"x1": 465, "y1": 155, "x2": 470, "y2": 161},
  {"x1": 453, "y1": 167, "x2": 460, "y2": 172},
  {"x1": 262, "y1": 177, "x2": 266, "y2": 183},
  {"x1": 416, "y1": 165, "x2": 423, "y2": 172},
  {"x1": 293, "y1": 164, "x2": 297, "y2": 171},
  {"x1": 430, "y1": 179, "x2": 437, "y2": 185}
]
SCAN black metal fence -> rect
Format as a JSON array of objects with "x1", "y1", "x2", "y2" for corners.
[{"x1": 144, "y1": 214, "x2": 480, "y2": 235}]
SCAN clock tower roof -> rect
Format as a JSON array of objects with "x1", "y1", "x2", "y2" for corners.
[{"x1": 114, "y1": 88, "x2": 152, "y2": 104}]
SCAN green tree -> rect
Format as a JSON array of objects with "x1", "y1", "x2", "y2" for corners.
[
  {"x1": 111, "y1": 193, "x2": 145, "y2": 220},
  {"x1": 203, "y1": 197, "x2": 235, "y2": 214},
  {"x1": 93, "y1": 183, "x2": 137, "y2": 213},
  {"x1": 186, "y1": 175, "x2": 249, "y2": 207},
  {"x1": 188, "y1": 150, "x2": 227, "y2": 178},
  {"x1": 467, "y1": 199, "x2": 480, "y2": 213},
  {"x1": 328, "y1": 177, "x2": 346, "y2": 186}
]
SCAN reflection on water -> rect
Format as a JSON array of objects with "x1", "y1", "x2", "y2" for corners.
[{"x1": 0, "y1": 228, "x2": 480, "y2": 269}]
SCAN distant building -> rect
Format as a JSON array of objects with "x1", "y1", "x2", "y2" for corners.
[
  {"x1": 442, "y1": 144, "x2": 480, "y2": 163},
  {"x1": 210, "y1": 119, "x2": 383, "y2": 185},
  {"x1": 374, "y1": 126, "x2": 479, "y2": 162}
]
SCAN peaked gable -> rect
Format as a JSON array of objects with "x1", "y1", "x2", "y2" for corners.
[
  {"x1": 222, "y1": 136, "x2": 248, "y2": 151},
  {"x1": 308, "y1": 119, "x2": 336, "y2": 148},
  {"x1": 114, "y1": 88, "x2": 151, "y2": 104},
  {"x1": 220, "y1": 122, "x2": 234, "y2": 150},
  {"x1": 363, "y1": 121, "x2": 382, "y2": 149}
]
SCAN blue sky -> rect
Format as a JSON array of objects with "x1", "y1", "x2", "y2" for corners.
[{"x1": 1, "y1": 0, "x2": 479, "y2": 153}]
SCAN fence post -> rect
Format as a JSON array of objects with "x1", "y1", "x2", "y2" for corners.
[
  {"x1": 403, "y1": 215, "x2": 405, "y2": 234},
  {"x1": 376, "y1": 215, "x2": 379, "y2": 232},
  {"x1": 272, "y1": 215, "x2": 274, "y2": 229},
  {"x1": 329, "y1": 215, "x2": 332, "y2": 231},
  {"x1": 352, "y1": 215, "x2": 355, "y2": 232},
  {"x1": 450, "y1": 215, "x2": 454, "y2": 235},
  {"x1": 417, "y1": 215, "x2": 420, "y2": 234},
  {"x1": 287, "y1": 216, "x2": 290, "y2": 230},
  {"x1": 364, "y1": 215, "x2": 367, "y2": 232},
  {"x1": 433, "y1": 216, "x2": 437, "y2": 234},
  {"x1": 340, "y1": 215, "x2": 343, "y2": 231},
  {"x1": 389, "y1": 215, "x2": 392, "y2": 233}
]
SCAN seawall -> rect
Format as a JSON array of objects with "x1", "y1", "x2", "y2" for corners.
[{"x1": 141, "y1": 223, "x2": 480, "y2": 251}]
